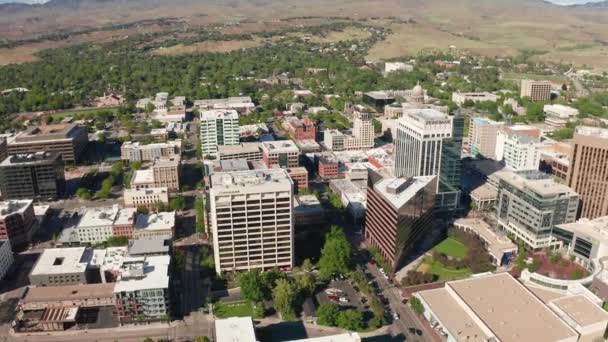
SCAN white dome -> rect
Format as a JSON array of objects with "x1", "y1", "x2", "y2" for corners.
[{"x1": 412, "y1": 83, "x2": 423, "y2": 96}]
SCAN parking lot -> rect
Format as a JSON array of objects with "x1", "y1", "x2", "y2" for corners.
[{"x1": 315, "y1": 279, "x2": 369, "y2": 311}]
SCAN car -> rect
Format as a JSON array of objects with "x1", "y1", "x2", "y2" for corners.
[
  {"x1": 416, "y1": 329, "x2": 423, "y2": 336},
  {"x1": 368, "y1": 259, "x2": 376, "y2": 265},
  {"x1": 379, "y1": 268, "x2": 384, "y2": 273},
  {"x1": 325, "y1": 288, "x2": 340, "y2": 295},
  {"x1": 401, "y1": 299, "x2": 408, "y2": 305},
  {"x1": 339, "y1": 297, "x2": 349, "y2": 303},
  {"x1": 409, "y1": 328, "x2": 416, "y2": 334},
  {"x1": 328, "y1": 295, "x2": 339, "y2": 301},
  {"x1": 383, "y1": 273, "x2": 389, "y2": 279},
  {"x1": 392, "y1": 313, "x2": 399, "y2": 320}
]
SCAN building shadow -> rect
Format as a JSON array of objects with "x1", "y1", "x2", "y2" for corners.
[{"x1": 256, "y1": 321, "x2": 309, "y2": 342}]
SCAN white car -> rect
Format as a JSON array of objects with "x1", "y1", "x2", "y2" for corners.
[
  {"x1": 393, "y1": 313, "x2": 400, "y2": 320},
  {"x1": 383, "y1": 273, "x2": 389, "y2": 279},
  {"x1": 339, "y1": 297, "x2": 349, "y2": 303},
  {"x1": 379, "y1": 268, "x2": 384, "y2": 274}
]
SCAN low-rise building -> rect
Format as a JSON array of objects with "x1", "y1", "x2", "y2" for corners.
[
  {"x1": 284, "y1": 117, "x2": 316, "y2": 140},
  {"x1": 363, "y1": 91, "x2": 396, "y2": 111},
  {"x1": 123, "y1": 187, "x2": 169, "y2": 209},
  {"x1": 6, "y1": 124, "x2": 88, "y2": 163},
  {"x1": 20, "y1": 283, "x2": 115, "y2": 311},
  {"x1": 0, "y1": 199, "x2": 36, "y2": 248},
  {"x1": 0, "y1": 240, "x2": 13, "y2": 280},
  {"x1": 113, "y1": 255, "x2": 170, "y2": 322},
  {"x1": 469, "y1": 182, "x2": 498, "y2": 211},
  {"x1": 0, "y1": 152, "x2": 65, "y2": 201},
  {"x1": 262, "y1": 141, "x2": 300, "y2": 169},
  {"x1": 134, "y1": 211, "x2": 175, "y2": 238},
  {"x1": 294, "y1": 195, "x2": 324, "y2": 227},
  {"x1": 317, "y1": 154, "x2": 341, "y2": 179},
  {"x1": 521, "y1": 79, "x2": 552, "y2": 101},
  {"x1": 416, "y1": 272, "x2": 608, "y2": 342},
  {"x1": 112, "y1": 208, "x2": 137, "y2": 238},
  {"x1": 451, "y1": 92, "x2": 499, "y2": 105},
  {"x1": 127, "y1": 236, "x2": 171, "y2": 257},
  {"x1": 544, "y1": 104, "x2": 579, "y2": 128},
  {"x1": 217, "y1": 143, "x2": 263, "y2": 162},
  {"x1": 329, "y1": 178, "x2": 367, "y2": 222},
  {"x1": 76, "y1": 205, "x2": 120, "y2": 244},
  {"x1": 132, "y1": 158, "x2": 180, "y2": 191},
  {"x1": 29, "y1": 247, "x2": 91, "y2": 286},
  {"x1": 194, "y1": 96, "x2": 255, "y2": 115},
  {"x1": 454, "y1": 218, "x2": 517, "y2": 266},
  {"x1": 539, "y1": 141, "x2": 572, "y2": 182},
  {"x1": 288, "y1": 167, "x2": 308, "y2": 191},
  {"x1": 120, "y1": 140, "x2": 181, "y2": 162},
  {"x1": 552, "y1": 216, "x2": 608, "y2": 269},
  {"x1": 215, "y1": 317, "x2": 257, "y2": 342}
]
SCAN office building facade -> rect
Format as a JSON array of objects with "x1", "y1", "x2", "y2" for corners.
[
  {"x1": 0, "y1": 199, "x2": 36, "y2": 247},
  {"x1": 261, "y1": 141, "x2": 300, "y2": 169},
  {"x1": 6, "y1": 124, "x2": 88, "y2": 163},
  {"x1": 210, "y1": 169, "x2": 294, "y2": 273},
  {"x1": 495, "y1": 129, "x2": 542, "y2": 171},
  {"x1": 521, "y1": 79, "x2": 552, "y2": 102},
  {"x1": 0, "y1": 152, "x2": 65, "y2": 201},
  {"x1": 200, "y1": 110, "x2": 240, "y2": 158},
  {"x1": 468, "y1": 117, "x2": 504, "y2": 158}
]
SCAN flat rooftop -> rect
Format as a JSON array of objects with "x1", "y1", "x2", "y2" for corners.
[
  {"x1": 30, "y1": 247, "x2": 91, "y2": 276},
  {"x1": 495, "y1": 170, "x2": 577, "y2": 198},
  {"x1": 0, "y1": 199, "x2": 32, "y2": 218},
  {"x1": 555, "y1": 216, "x2": 608, "y2": 245},
  {"x1": 211, "y1": 169, "x2": 293, "y2": 195},
  {"x1": 9, "y1": 123, "x2": 83, "y2": 143},
  {"x1": 200, "y1": 109, "x2": 239, "y2": 120},
  {"x1": 0, "y1": 151, "x2": 60, "y2": 167},
  {"x1": 364, "y1": 91, "x2": 394, "y2": 100},
  {"x1": 135, "y1": 212, "x2": 175, "y2": 231},
  {"x1": 217, "y1": 142, "x2": 262, "y2": 155},
  {"x1": 77, "y1": 205, "x2": 120, "y2": 228},
  {"x1": 122, "y1": 140, "x2": 181, "y2": 150},
  {"x1": 128, "y1": 236, "x2": 170, "y2": 256},
  {"x1": 220, "y1": 159, "x2": 250, "y2": 172},
  {"x1": 289, "y1": 333, "x2": 362, "y2": 342},
  {"x1": 262, "y1": 140, "x2": 300, "y2": 153},
  {"x1": 215, "y1": 317, "x2": 256, "y2": 342},
  {"x1": 114, "y1": 208, "x2": 137, "y2": 226},
  {"x1": 404, "y1": 108, "x2": 449, "y2": 121},
  {"x1": 374, "y1": 176, "x2": 436, "y2": 209},
  {"x1": 576, "y1": 125, "x2": 608, "y2": 139},
  {"x1": 454, "y1": 218, "x2": 517, "y2": 260},
  {"x1": 114, "y1": 255, "x2": 170, "y2": 292},
  {"x1": 550, "y1": 295, "x2": 608, "y2": 327},
  {"x1": 22, "y1": 283, "x2": 115, "y2": 303},
  {"x1": 132, "y1": 169, "x2": 154, "y2": 184}
]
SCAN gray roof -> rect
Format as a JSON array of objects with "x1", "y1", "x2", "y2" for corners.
[{"x1": 127, "y1": 236, "x2": 171, "y2": 256}]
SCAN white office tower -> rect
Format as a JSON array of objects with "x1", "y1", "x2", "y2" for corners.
[
  {"x1": 351, "y1": 110, "x2": 374, "y2": 149},
  {"x1": 200, "y1": 110, "x2": 239, "y2": 158},
  {"x1": 210, "y1": 169, "x2": 294, "y2": 274},
  {"x1": 394, "y1": 109, "x2": 453, "y2": 178}
]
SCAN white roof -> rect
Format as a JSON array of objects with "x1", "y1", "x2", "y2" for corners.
[
  {"x1": 374, "y1": 176, "x2": 436, "y2": 209},
  {"x1": 289, "y1": 333, "x2": 361, "y2": 342},
  {"x1": 132, "y1": 169, "x2": 154, "y2": 184},
  {"x1": 114, "y1": 208, "x2": 137, "y2": 226},
  {"x1": 0, "y1": 199, "x2": 33, "y2": 218},
  {"x1": 200, "y1": 109, "x2": 239, "y2": 120},
  {"x1": 31, "y1": 247, "x2": 90, "y2": 276},
  {"x1": 262, "y1": 140, "x2": 300, "y2": 153},
  {"x1": 135, "y1": 212, "x2": 175, "y2": 231},
  {"x1": 576, "y1": 125, "x2": 608, "y2": 139},
  {"x1": 77, "y1": 205, "x2": 120, "y2": 228},
  {"x1": 113, "y1": 255, "x2": 170, "y2": 292},
  {"x1": 214, "y1": 317, "x2": 256, "y2": 342}
]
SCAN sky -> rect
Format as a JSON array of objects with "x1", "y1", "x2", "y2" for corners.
[{"x1": 0, "y1": 0, "x2": 605, "y2": 5}]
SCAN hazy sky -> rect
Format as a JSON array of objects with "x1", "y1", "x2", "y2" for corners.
[{"x1": 0, "y1": 0, "x2": 605, "y2": 5}]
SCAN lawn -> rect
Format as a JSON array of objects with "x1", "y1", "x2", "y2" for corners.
[
  {"x1": 49, "y1": 108, "x2": 118, "y2": 120},
  {"x1": 214, "y1": 301, "x2": 253, "y2": 318},
  {"x1": 422, "y1": 257, "x2": 472, "y2": 281},
  {"x1": 432, "y1": 237, "x2": 467, "y2": 259}
]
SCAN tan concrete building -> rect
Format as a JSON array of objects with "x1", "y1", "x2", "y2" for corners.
[
  {"x1": 262, "y1": 141, "x2": 300, "y2": 169},
  {"x1": 152, "y1": 157, "x2": 180, "y2": 191},
  {"x1": 217, "y1": 143, "x2": 263, "y2": 162},
  {"x1": 468, "y1": 117, "x2": 504, "y2": 158},
  {"x1": 521, "y1": 79, "x2": 552, "y2": 102},
  {"x1": 288, "y1": 167, "x2": 309, "y2": 191},
  {"x1": 120, "y1": 140, "x2": 181, "y2": 162},
  {"x1": 210, "y1": 169, "x2": 294, "y2": 273},
  {"x1": 568, "y1": 126, "x2": 608, "y2": 220},
  {"x1": 6, "y1": 124, "x2": 88, "y2": 163},
  {"x1": 20, "y1": 283, "x2": 115, "y2": 311},
  {"x1": 123, "y1": 187, "x2": 169, "y2": 209}
]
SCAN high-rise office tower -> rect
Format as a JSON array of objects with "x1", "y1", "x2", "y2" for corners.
[
  {"x1": 0, "y1": 152, "x2": 65, "y2": 201},
  {"x1": 200, "y1": 110, "x2": 239, "y2": 158},
  {"x1": 209, "y1": 169, "x2": 294, "y2": 273},
  {"x1": 568, "y1": 126, "x2": 608, "y2": 219},
  {"x1": 438, "y1": 110, "x2": 464, "y2": 210}
]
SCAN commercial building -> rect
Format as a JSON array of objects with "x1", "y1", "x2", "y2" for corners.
[
  {"x1": 0, "y1": 199, "x2": 36, "y2": 247},
  {"x1": 568, "y1": 126, "x2": 608, "y2": 220},
  {"x1": 0, "y1": 240, "x2": 13, "y2": 280},
  {"x1": 317, "y1": 154, "x2": 341, "y2": 179},
  {"x1": 76, "y1": 205, "x2": 120, "y2": 244},
  {"x1": 329, "y1": 178, "x2": 367, "y2": 222},
  {"x1": 134, "y1": 211, "x2": 175, "y2": 238},
  {"x1": 496, "y1": 170, "x2": 579, "y2": 249},
  {"x1": 123, "y1": 187, "x2": 169, "y2": 209},
  {"x1": 495, "y1": 128, "x2": 542, "y2": 171},
  {"x1": 6, "y1": 124, "x2": 88, "y2": 163},
  {"x1": 194, "y1": 96, "x2": 255, "y2": 115},
  {"x1": 20, "y1": 283, "x2": 115, "y2": 311},
  {"x1": 294, "y1": 195, "x2": 324, "y2": 227},
  {"x1": 215, "y1": 317, "x2": 257, "y2": 342},
  {"x1": 521, "y1": 79, "x2": 552, "y2": 101},
  {"x1": 29, "y1": 247, "x2": 92, "y2": 286},
  {"x1": 544, "y1": 104, "x2": 579, "y2": 128},
  {"x1": 437, "y1": 110, "x2": 464, "y2": 211},
  {"x1": 469, "y1": 182, "x2": 498, "y2": 211},
  {"x1": 288, "y1": 167, "x2": 309, "y2": 191},
  {"x1": 454, "y1": 218, "x2": 517, "y2": 266},
  {"x1": 552, "y1": 216, "x2": 608, "y2": 269},
  {"x1": 364, "y1": 174, "x2": 437, "y2": 271},
  {"x1": 451, "y1": 92, "x2": 499, "y2": 105},
  {"x1": 127, "y1": 236, "x2": 171, "y2": 257},
  {"x1": 539, "y1": 141, "x2": 572, "y2": 182},
  {"x1": 209, "y1": 169, "x2": 294, "y2": 273},
  {"x1": 0, "y1": 152, "x2": 65, "y2": 201},
  {"x1": 113, "y1": 255, "x2": 171, "y2": 322},
  {"x1": 323, "y1": 111, "x2": 374, "y2": 151},
  {"x1": 120, "y1": 140, "x2": 181, "y2": 162},
  {"x1": 384, "y1": 62, "x2": 413, "y2": 74},
  {"x1": 416, "y1": 272, "x2": 608, "y2": 342},
  {"x1": 112, "y1": 207, "x2": 137, "y2": 238},
  {"x1": 200, "y1": 110, "x2": 240, "y2": 158},
  {"x1": 152, "y1": 157, "x2": 180, "y2": 191},
  {"x1": 394, "y1": 109, "x2": 453, "y2": 178},
  {"x1": 261, "y1": 141, "x2": 300, "y2": 169},
  {"x1": 468, "y1": 117, "x2": 504, "y2": 158},
  {"x1": 217, "y1": 142, "x2": 263, "y2": 162},
  {"x1": 284, "y1": 117, "x2": 316, "y2": 140},
  {"x1": 362, "y1": 91, "x2": 396, "y2": 111}
]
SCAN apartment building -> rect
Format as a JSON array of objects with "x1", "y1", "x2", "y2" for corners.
[
  {"x1": 200, "y1": 110, "x2": 239, "y2": 158},
  {"x1": 496, "y1": 170, "x2": 579, "y2": 250},
  {"x1": 113, "y1": 255, "x2": 170, "y2": 322},
  {"x1": 495, "y1": 129, "x2": 542, "y2": 171},
  {"x1": 468, "y1": 117, "x2": 504, "y2": 158},
  {"x1": 0, "y1": 199, "x2": 36, "y2": 247},
  {"x1": 123, "y1": 187, "x2": 169, "y2": 209},
  {"x1": 521, "y1": 79, "x2": 552, "y2": 101},
  {"x1": 568, "y1": 126, "x2": 608, "y2": 220},
  {"x1": 76, "y1": 206, "x2": 121, "y2": 244},
  {"x1": 29, "y1": 247, "x2": 91, "y2": 286},
  {"x1": 210, "y1": 169, "x2": 294, "y2": 273},
  {"x1": 0, "y1": 152, "x2": 65, "y2": 201},
  {"x1": 364, "y1": 174, "x2": 436, "y2": 272},
  {"x1": 152, "y1": 157, "x2": 180, "y2": 191},
  {"x1": 194, "y1": 96, "x2": 255, "y2": 115},
  {"x1": 451, "y1": 92, "x2": 499, "y2": 105},
  {"x1": 0, "y1": 240, "x2": 13, "y2": 280},
  {"x1": 6, "y1": 124, "x2": 88, "y2": 163},
  {"x1": 261, "y1": 141, "x2": 300, "y2": 169},
  {"x1": 217, "y1": 143, "x2": 263, "y2": 162},
  {"x1": 120, "y1": 140, "x2": 181, "y2": 162},
  {"x1": 394, "y1": 109, "x2": 453, "y2": 178},
  {"x1": 284, "y1": 117, "x2": 316, "y2": 140}
]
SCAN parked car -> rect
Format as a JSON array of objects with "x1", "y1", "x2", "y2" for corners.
[
  {"x1": 368, "y1": 259, "x2": 376, "y2": 265},
  {"x1": 393, "y1": 312, "x2": 400, "y2": 320},
  {"x1": 328, "y1": 295, "x2": 339, "y2": 301},
  {"x1": 339, "y1": 297, "x2": 349, "y2": 303},
  {"x1": 401, "y1": 299, "x2": 408, "y2": 305}
]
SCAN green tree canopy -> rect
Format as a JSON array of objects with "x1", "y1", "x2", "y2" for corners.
[
  {"x1": 318, "y1": 226, "x2": 352, "y2": 279},
  {"x1": 294, "y1": 272, "x2": 316, "y2": 296},
  {"x1": 272, "y1": 278, "x2": 298, "y2": 320},
  {"x1": 317, "y1": 303, "x2": 340, "y2": 326},
  {"x1": 238, "y1": 270, "x2": 266, "y2": 303},
  {"x1": 336, "y1": 309, "x2": 363, "y2": 331}
]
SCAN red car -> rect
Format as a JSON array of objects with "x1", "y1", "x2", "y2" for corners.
[
  {"x1": 368, "y1": 259, "x2": 376, "y2": 265},
  {"x1": 328, "y1": 295, "x2": 339, "y2": 301}
]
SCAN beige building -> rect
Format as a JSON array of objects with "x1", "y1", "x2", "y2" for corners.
[
  {"x1": 323, "y1": 110, "x2": 374, "y2": 151},
  {"x1": 468, "y1": 117, "x2": 504, "y2": 158},
  {"x1": 20, "y1": 283, "x2": 115, "y2": 311},
  {"x1": 451, "y1": 92, "x2": 499, "y2": 105},
  {"x1": 152, "y1": 157, "x2": 180, "y2": 191},
  {"x1": 217, "y1": 143, "x2": 263, "y2": 162},
  {"x1": 568, "y1": 126, "x2": 608, "y2": 220},
  {"x1": 120, "y1": 140, "x2": 181, "y2": 162},
  {"x1": 261, "y1": 141, "x2": 300, "y2": 169},
  {"x1": 521, "y1": 79, "x2": 552, "y2": 101},
  {"x1": 123, "y1": 187, "x2": 169, "y2": 209},
  {"x1": 210, "y1": 169, "x2": 294, "y2": 273},
  {"x1": 6, "y1": 124, "x2": 88, "y2": 163},
  {"x1": 29, "y1": 247, "x2": 90, "y2": 287}
]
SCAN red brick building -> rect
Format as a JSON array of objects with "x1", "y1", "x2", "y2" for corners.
[
  {"x1": 318, "y1": 155, "x2": 340, "y2": 179},
  {"x1": 288, "y1": 167, "x2": 309, "y2": 191},
  {"x1": 0, "y1": 199, "x2": 36, "y2": 248},
  {"x1": 285, "y1": 117, "x2": 316, "y2": 140}
]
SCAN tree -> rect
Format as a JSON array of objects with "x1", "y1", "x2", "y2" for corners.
[
  {"x1": 301, "y1": 258, "x2": 314, "y2": 272},
  {"x1": 294, "y1": 272, "x2": 316, "y2": 296},
  {"x1": 195, "y1": 337, "x2": 211, "y2": 342},
  {"x1": 528, "y1": 258, "x2": 541, "y2": 272},
  {"x1": 195, "y1": 197, "x2": 205, "y2": 233},
  {"x1": 145, "y1": 102, "x2": 156, "y2": 114},
  {"x1": 97, "y1": 131, "x2": 106, "y2": 142},
  {"x1": 318, "y1": 226, "x2": 352, "y2": 279},
  {"x1": 239, "y1": 271, "x2": 266, "y2": 303},
  {"x1": 317, "y1": 303, "x2": 340, "y2": 326},
  {"x1": 106, "y1": 236, "x2": 128, "y2": 247},
  {"x1": 110, "y1": 161, "x2": 123, "y2": 177},
  {"x1": 409, "y1": 296, "x2": 425, "y2": 315},
  {"x1": 169, "y1": 196, "x2": 186, "y2": 211},
  {"x1": 336, "y1": 309, "x2": 363, "y2": 331},
  {"x1": 75, "y1": 187, "x2": 92, "y2": 200},
  {"x1": 272, "y1": 278, "x2": 297, "y2": 320}
]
